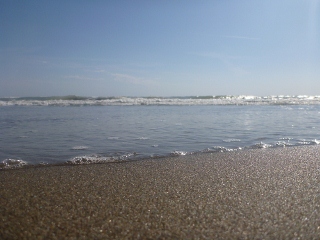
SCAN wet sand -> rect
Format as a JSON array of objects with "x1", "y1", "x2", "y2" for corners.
[{"x1": 1, "y1": 146, "x2": 320, "y2": 239}]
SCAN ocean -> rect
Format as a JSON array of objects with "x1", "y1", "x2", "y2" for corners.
[{"x1": 1, "y1": 95, "x2": 320, "y2": 169}]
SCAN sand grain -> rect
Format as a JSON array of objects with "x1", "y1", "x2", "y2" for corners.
[{"x1": 1, "y1": 146, "x2": 320, "y2": 239}]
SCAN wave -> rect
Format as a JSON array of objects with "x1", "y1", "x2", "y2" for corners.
[
  {"x1": 1, "y1": 95, "x2": 320, "y2": 106},
  {"x1": 0, "y1": 159, "x2": 27, "y2": 169},
  {"x1": 2, "y1": 139, "x2": 320, "y2": 170}
]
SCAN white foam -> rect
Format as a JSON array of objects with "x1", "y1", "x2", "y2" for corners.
[
  {"x1": 171, "y1": 151, "x2": 188, "y2": 156},
  {"x1": 136, "y1": 137, "x2": 149, "y2": 140},
  {"x1": 209, "y1": 146, "x2": 240, "y2": 152},
  {"x1": 67, "y1": 155, "x2": 115, "y2": 164},
  {"x1": 67, "y1": 152, "x2": 138, "y2": 164},
  {"x1": 71, "y1": 146, "x2": 89, "y2": 150},
  {"x1": 279, "y1": 137, "x2": 292, "y2": 140},
  {"x1": 223, "y1": 139, "x2": 241, "y2": 142},
  {"x1": 275, "y1": 141, "x2": 293, "y2": 147},
  {"x1": 298, "y1": 139, "x2": 320, "y2": 145},
  {"x1": 0, "y1": 159, "x2": 27, "y2": 169},
  {"x1": 253, "y1": 142, "x2": 272, "y2": 149},
  {"x1": 2, "y1": 95, "x2": 320, "y2": 106}
]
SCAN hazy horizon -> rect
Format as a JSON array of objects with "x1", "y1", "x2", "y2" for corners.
[{"x1": 2, "y1": 94, "x2": 320, "y2": 99}]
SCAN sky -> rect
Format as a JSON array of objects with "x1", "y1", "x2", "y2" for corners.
[{"x1": 1, "y1": 0, "x2": 319, "y2": 97}]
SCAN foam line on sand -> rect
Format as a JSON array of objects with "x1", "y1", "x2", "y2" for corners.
[{"x1": 1, "y1": 146, "x2": 320, "y2": 239}]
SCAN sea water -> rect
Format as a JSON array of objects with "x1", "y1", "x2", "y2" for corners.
[{"x1": 1, "y1": 96, "x2": 320, "y2": 169}]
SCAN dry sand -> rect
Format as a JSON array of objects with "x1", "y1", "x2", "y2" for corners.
[{"x1": 1, "y1": 146, "x2": 320, "y2": 239}]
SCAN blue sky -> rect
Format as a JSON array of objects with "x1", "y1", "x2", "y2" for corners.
[{"x1": 1, "y1": 0, "x2": 319, "y2": 97}]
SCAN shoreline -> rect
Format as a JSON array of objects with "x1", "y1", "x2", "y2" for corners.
[
  {"x1": 1, "y1": 145, "x2": 320, "y2": 238},
  {"x1": 2, "y1": 144, "x2": 318, "y2": 170}
]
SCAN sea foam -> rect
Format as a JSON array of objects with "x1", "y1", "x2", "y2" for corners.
[
  {"x1": 2, "y1": 95, "x2": 320, "y2": 106},
  {"x1": 0, "y1": 159, "x2": 27, "y2": 169}
]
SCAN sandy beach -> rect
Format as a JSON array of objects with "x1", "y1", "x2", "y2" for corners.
[{"x1": 1, "y1": 146, "x2": 320, "y2": 239}]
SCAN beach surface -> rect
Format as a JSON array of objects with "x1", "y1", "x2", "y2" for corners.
[{"x1": 1, "y1": 146, "x2": 320, "y2": 239}]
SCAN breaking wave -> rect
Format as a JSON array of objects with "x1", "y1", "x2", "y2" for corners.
[
  {"x1": 0, "y1": 159, "x2": 27, "y2": 169},
  {"x1": 2, "y1": 95, "x2": 320, "y2": 106},
  {"x1": 2, "y1": 139, "x2": 320, "y2": 169}
]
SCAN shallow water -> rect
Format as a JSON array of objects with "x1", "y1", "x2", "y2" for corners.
[{"x1": 1, "y1": 103, "x2": 320, "y2": 168}]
